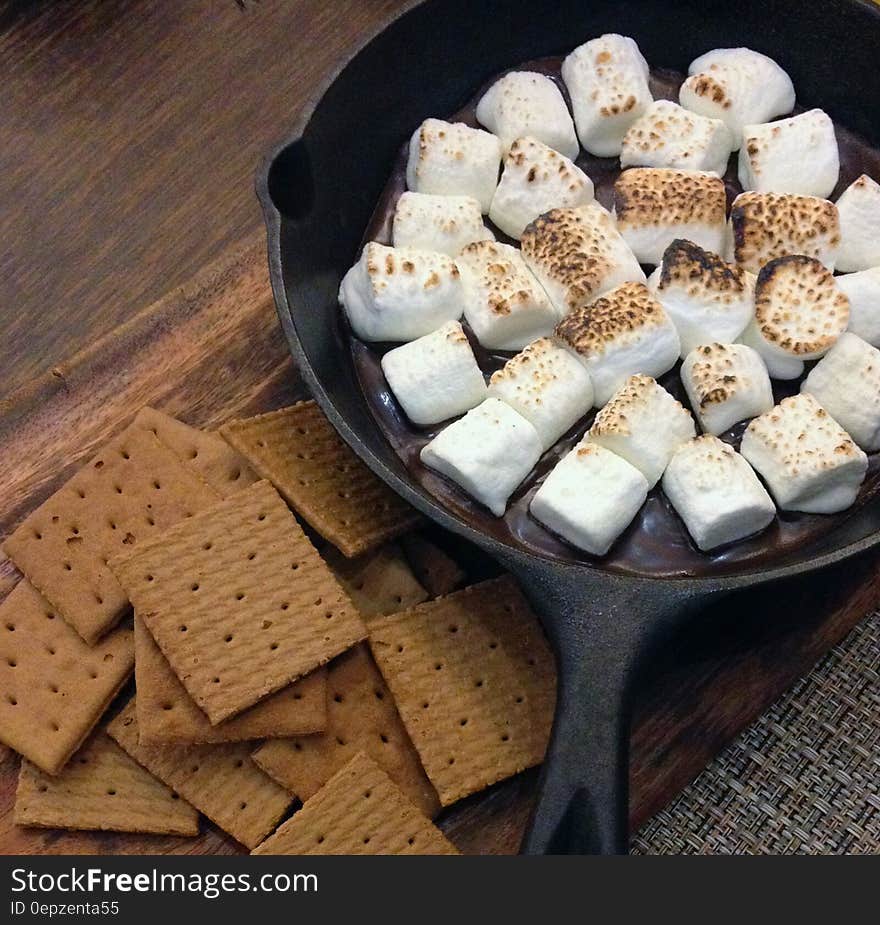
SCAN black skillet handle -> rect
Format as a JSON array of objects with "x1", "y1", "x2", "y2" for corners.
[{"x1": 504, "y1": 559, "x2": 707, "y2": 855}]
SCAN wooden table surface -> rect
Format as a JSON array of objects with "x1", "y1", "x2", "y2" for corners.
[{"x1": 2, "y1": 0, "x2": 879, "y2": 855}]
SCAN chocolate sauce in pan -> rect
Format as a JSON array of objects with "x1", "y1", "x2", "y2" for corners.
[{"x1": 349, "y1": 57, "x2": 880, "y2": 578}]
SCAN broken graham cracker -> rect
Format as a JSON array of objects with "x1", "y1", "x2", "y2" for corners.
[
  {"x1": 108, "y1": 698, "x2": 292, "y2": 849},
  {"x1": 133, "y1": 407, "x2": 258, "y2": 498},
  {"x1": 252, "y1": 752, "x2": 457, "y2": 856},
  {"x1": 253, "y1": 643, "x2": 440, "y2": 818},
  {"x1": 219, "y1": 402, "x2": 422, "y2": 557},
  {"x1": 400, "y1": 533, "x2": 468, "y2": 598},
  {"x1": 368, "y1": 576, "x2": 556, "y2": 806},
  {"x1": 3, "y1": 423, "x2": 221, "y2": 644},
  {"x1": 134, "y1": 615, "x2": 326, "y2": 745},
  {"x1": 0, "y1": 580, "x2": 134, "y2": 775},
  {"x1": 322, "y1": 543, "x2": 429, "y2": 619},
  {"x1": 111, "y1": 480, "x2": 365, "y2": 724},
  {"x1": 15, "y1": 731, "x2": 199, "y2": 836}
]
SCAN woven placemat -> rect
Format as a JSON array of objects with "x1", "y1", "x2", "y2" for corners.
[{"x1": 633, "y1": 611, "x2": 880, "y2": 855}]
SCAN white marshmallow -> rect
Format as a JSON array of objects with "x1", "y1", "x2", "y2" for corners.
[
  {"x1": 406, "y1": 118, "x2": 503, "y2": 212},
  {"x1": 801, "y1": 332, "x2": 880, "y2": 451},
  {"x1": 586, "y1": 375, "x2": 695, "y2": 487},
  {"x1": 613, "y1": 169, "x2": 727, "y2": 265},
  {"x1": 737, "y1": 319, "x2": 804, "y2": 381},
  {"x1": 488, "y1": 338, "x2": 594, "y2": 450},
  {"x1": 554, "y1": 282, "x2": 680, "y2": 406},
  {"x1": 835, "y1": 174, "x2": 880, "y2": 273},
  {"x1": 381, "y1": 321, "x2": 487, "y2": 427},
  {"x1": 681, "y1": 343, "x2": 773, "y2": 436},
  {"x1": 488, "y1": 136, "x2": 594, "y2": 240},
  {"x1": 475, "y1": 71, "x2": 579, "y2": 160},
  {"x1": 391, "y1": 192, "x2": 494, "y2": 256},
  {"x1": 520, "y1": 203, "x2": 645, "y2": 318},
  {"x1": 652, "y1": 239, "x2": 754, "y2": 356},
  {"x1": 751, "y1": 255, "x2": 849, "y2": 361},
  {"x1": 620, "y1": 100, "x2": 733, "y2": 175},
  {"x1": 457, "y1": 240, "x2": 557, "y2": 350},
  {"x1": 339, "y1": 243, "x2": 464, "y2": 342},
  {"x1": 420, "y1": 398, "x2": 541, "y2": 516},
  {"x1": 679, "y1": 47, "x2": 795, "y2": 150},
  {"x1": 838, "y1": 267, "x2": 880, "y2": 347},
  {"x1": 738, "y1": 109, "x2": 839, "y2": 199},
  {"x1": 530, "y1": 442, "x2": 648, "y2": 555},
  {"x1": 561, "y1": 34, "x2": 653, "y2": 157},
  {"x1": 740, "y1": 393, "x2": 868, "y2": 514},
  {"x1": 730, "y1": 192, "x2": 841, "y2": 273},
  {"x1": 662, "y1": 436, "x2": 775, "y2": 551}
]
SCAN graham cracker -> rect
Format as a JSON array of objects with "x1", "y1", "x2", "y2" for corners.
[
  {"x1": 133, "y1": 407, "x2": 258, "y2": 498},
  {"x1": 323, "y1": 544, "x2": 428, "y2": 619},
  {"x1": 0, "y1": 580, "x2": 134, "y2": 775},
  {"x1": 219, "y1": 402, "x2": 421, "y2": 557},
  {"x1": 107, "y1": 698, "x2": 292, "y2": 849},
  {"x1": 252, "y1": 752, "x2": 458, "y2": 856},
  {"x1": 111, "y1": 480, "x2": 365, "y2": 724},
  {"x1": 368, "y1": 576, "x2": 557, "y2": 806},
  {"x1": 400, "y1": 533, "x2": 468, "y2": 598},
  {"x1": 15, "y1": 731, "x2": 199, "y2": 836},
  {"x1": 134, "y1": 615, "x2": 327, "y2": 744},
  {"x1": 253, "y1": 643, "x2": 439, "y2": 818},
  {"x1": 3, "y1": 423, "x2": 221, "y2": 643}
]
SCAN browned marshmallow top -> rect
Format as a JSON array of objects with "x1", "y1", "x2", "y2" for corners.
[{"x1": 614, "y1": 168, "x2": 726, "y2": 228}]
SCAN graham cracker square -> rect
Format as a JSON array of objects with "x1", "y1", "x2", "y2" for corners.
[
  {"x1": 219, "y1": 402, "x2": 421, "y2": 557},
  {"x1": 108, "y1": 698, "x2": 292, "y2": 849},
  {"x1": 134, "y1": 616, "x2": 326, "y2": 744},
  {"x1": 111, "y1": 480, "x2": 365, "y2": 724},
  {"x1": 0, "y1": 580, "x2": 134, "y2": 775},
  {"x1": 15, "y1": 731, "x2": 199, "y2": 836},
  {"x1": 368, "y1": 576, "x2": 556, "y2": 806},
  {"x1": 3, "y1": 423, "x2": 221, "y2": 643},
  {"x1": 400, "y1": 533, "x2": 467, "y2": 598},
  {"x1": 253, "y1": 643, "x2": 439, "y2": 818},
  {"x1": 251, "y1": 752, "x2": 457, "y2": 856}
]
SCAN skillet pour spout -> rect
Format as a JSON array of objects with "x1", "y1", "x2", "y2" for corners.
[{"x1": 258, "y1": 0, "x2": 880, "y2": 854}]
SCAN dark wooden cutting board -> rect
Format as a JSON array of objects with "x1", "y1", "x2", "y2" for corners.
[{"x1": 1, "y1": 237, "x2": 877, "y2": 855}]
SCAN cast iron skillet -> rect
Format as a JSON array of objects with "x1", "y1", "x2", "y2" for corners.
[{"x1": 258, "y1": 0, "x2": 880, "y2": 854}]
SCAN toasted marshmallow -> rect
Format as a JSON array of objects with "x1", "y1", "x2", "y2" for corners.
[
  {"x1": 520, "y1": 203, "x2": 645, "y2": 317},
  {"x1": 662, "y1": 436, "x2": 775, "y2": 551},
  {"x1": 652, "y1": 239, "x2": 754, "y2": 356},
  {"x1": 738, "y1": 110, "x2": 839, "y2": 199},
  {"x1": 489, "y1": 137, "x2": 594, "y2": 240},
  {"x1": 457, "y1": 240, "x2": 557, "y2": 350},
  {"x1": 554, "y1": 282, "x2": 680, "y2": 406},
  {"x1": 801, "y1": 333, "x2": 880, "y2": 451},
  {"x1": 339, "y1": 243, "x2": 464, "y2": 342},
  {"x1": 750, "y1": 255, "x2": 849, "y2": 361},
  {"x1": 530, "y1": 442, "x2": 648, "y2": 555},
  {"x1": 561, "y1": 34, "x2": 653, "y2": 157},
  {"x1": 475, "y1": 71, "x2": 579, "y2": 160},
  {"x1": 586, "y1": 375, "x2": 695, "y2": 487},
  {"x1": 381, "y1": 321, "x2": 487, "y2": 427},
  {"x1": 681, "y1": 343, "x2": 773, "y2": 436},
  {"x1": 406, "y1": 118, "x2": 503, "y2": 212},
  {"x1": 613, "y1": 169, "x2": 727, "y2": 265},
  {"x1": 838, "y1": 267, "x2": 880, "y2": 347},
  {"x1": 835, "y1": 174, "x2": 880, "y2": 273},
  {"x1": 391, "y1": 192, "x2": 494, "y2": 256},
  {"x1": 737, "y1": 320, "x2": 804, "y2": 381},
  {"x1": 620, "y1": 100, "x2": 733, "y2": 175},
  {"x1": 679, "y1": 47, "x2": 795, "y2": 149},
  {"x1": 730, "y1": 192, "x2": 841, "y2": 273},
  {"x1": 420, "y1": 398, "x2": 542, "y2": 516},
  {"x1": 740, "y1": 393, "x2": 868, "y2": 514},
  {"x1": 488, "y1": 338, "x2": 594, "y2": 450}
]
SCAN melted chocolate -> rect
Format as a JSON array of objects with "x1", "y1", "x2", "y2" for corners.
[{"x1": 348, "y1": 58, "x2": 880, "y2": 578}]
